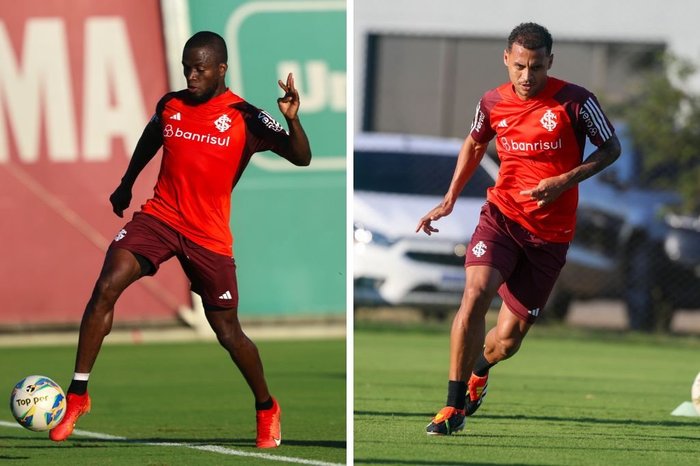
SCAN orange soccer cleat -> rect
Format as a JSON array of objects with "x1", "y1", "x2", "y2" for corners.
[
  {"x1": 466, "y1": 372, "x2": 489, "y2": 416},
  {"x1": 425, "y1": 406, "x2": 466, "y2": 435},
  {"x1": 49, "y1": 392, "x2": 91, "y2": 442},
  {"x1": 256, "y1": 397, "x2": 281, "y2": 448}
]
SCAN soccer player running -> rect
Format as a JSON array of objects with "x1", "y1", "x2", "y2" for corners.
[
  {"x1": 417, "y1": 23, "x2": 621, "y2": 435},
  {"x1": 49, "y1": 31, "x2": 311, "y2": 448}
]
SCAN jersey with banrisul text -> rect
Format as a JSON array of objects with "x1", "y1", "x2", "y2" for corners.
[
  {"x1": 470, "y1": 77, "x2": 614, "y2": 242},
  {"x1": 140, "y1": 89, "x2": 288, "y2": 256}
]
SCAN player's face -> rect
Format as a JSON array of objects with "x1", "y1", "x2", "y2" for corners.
[
  {"x1": 504, "y1": 44, "x2": 553, "y2": 100},
  {"x1": 182, "y1": 46, "x2": 227, "y2": 102}
]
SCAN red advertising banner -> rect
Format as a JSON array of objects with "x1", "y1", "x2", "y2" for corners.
[{"x1": 0, "y1": 0, "x2": 190, "y2": 326}]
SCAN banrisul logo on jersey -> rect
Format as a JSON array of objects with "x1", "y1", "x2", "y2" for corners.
[
  {"x1": 500, "y1": 137, "x2": 562, "y2": 153},
  {"x1": 162, "y1": 124, "x2": 230, "y2": 147}
]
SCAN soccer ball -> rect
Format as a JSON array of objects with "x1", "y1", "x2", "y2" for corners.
[
  {"x1": 692, "y1": 372, "x2": 700, "y2": 416},
  {"x1": 9, "y1": 375, "x2": 66, "y2": 431}
]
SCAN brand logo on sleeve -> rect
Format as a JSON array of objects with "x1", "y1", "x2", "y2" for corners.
[
  {"x1": 114, "y1": 229, "x2": 127, "y2": 241},
  {"x1": 257, "y1": 111, "x2": 285, "y2": 133},
  {"x1": 470, "y1": 102, "x2": 485, "y2": 133}
]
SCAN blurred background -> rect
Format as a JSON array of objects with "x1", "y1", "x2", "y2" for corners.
[
  {"x1": 353, "y1": 0, "x2": 700, "y2": 332},
  {"x1": 0, "y1": 0, "x2": 346, "y2": 334}
]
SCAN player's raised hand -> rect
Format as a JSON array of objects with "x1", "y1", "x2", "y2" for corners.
[
  {"x1": 277, "y1": 73, "x2": 300, "y2": 120},
  {"x1": 109, "y1": 184, "x2": 132, "y2": 218}
]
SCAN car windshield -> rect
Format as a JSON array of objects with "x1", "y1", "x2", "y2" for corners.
[{"x1": 354, "y1": 150, "x2": 494, "y2": 197}]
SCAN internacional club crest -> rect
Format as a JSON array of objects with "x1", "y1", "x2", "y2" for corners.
[
  {"x1": 540, "y1": 109, "x2": 557, "y2": 132},
  {"x1": 214, "y1": 114, "x2": 231, "y2": 133},
  {"x1": 472, "y1": 241, "x2": 488, "y2": 258}
]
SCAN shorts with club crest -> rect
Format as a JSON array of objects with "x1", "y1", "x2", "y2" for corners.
[
  {"x1": 109, "y1": 212, "x2": 238, "y2": 309},
  {"x1": 465, "y1": 202, "x2": 569, "y2": 323}
]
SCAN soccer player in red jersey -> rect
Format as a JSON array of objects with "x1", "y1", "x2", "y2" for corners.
[
  {"x1": 49, "y1": 31, "x2": 311, "y2": 448},
  {"x1": 417, "y1": 23, "x2": 621, "y2": 435}
]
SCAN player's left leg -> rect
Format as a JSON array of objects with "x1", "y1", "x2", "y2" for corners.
[
  {"x1": 204, "y1": 307, "x2": 271, "y2": 402},
  {"x1": 466, "y1": 303, "x2": 531, "y2": 416},
  {"x1": 180, "y1": 238, "x2": 280, "y2": 448},
  {"x1": 484, "y1": 302, "x2": 532, "y2": 363},
  {"x1": 205, "y1": 308, "x2": 281, "y2": 448},
  {"x1": 467, "y1": 231, "x2": 568, "y2": 416}
]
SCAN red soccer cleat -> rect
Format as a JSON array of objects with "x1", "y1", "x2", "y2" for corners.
[
  {"x1": 256, "y1": 397, "x2": 281, "y2": 448},
  {"x1": 466, "y1": 372, "x2": 489, "y2": 416},
  {"x1": 49, "y1": 392, "x2": 91, "y2": 442},
  {"x1": 425, "y1": 406, "x2": 466, "y2": 435}
]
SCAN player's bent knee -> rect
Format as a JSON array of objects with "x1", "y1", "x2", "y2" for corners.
[{"x1": 91, "y1": 277, "x2": 124, "y2": 309}]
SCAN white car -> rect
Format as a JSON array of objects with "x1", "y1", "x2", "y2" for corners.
[{"x1": 354, "y1": 133, "x2": 499, "y2": 312}]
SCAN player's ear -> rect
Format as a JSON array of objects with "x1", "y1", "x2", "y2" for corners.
[
  {"x1": 547, "y1": 54, "x2": 554, "y2": 70},
  {"x1": 218, "y1": 63, "x2": 228, "y2": 77},
  {"x1": 503, "y1": 49, "x2": 509, "y2": 67}
]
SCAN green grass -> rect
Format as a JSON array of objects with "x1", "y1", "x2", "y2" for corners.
[
  {"x1": 1, "y1": 338, "x2": 346, "y2": 465},
  {"x1": 355, "y1": 324, "x2": 700, "y2": 465}
]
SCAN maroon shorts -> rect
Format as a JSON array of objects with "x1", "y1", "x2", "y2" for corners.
[
  {"x1": 465, "y1": 202, "x2": 569, "y2": 323},
  {"x1": 109, "y1": 212, "x2": 238, "y2": 309}
]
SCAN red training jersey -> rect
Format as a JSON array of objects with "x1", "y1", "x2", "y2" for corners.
[
  {"x1": 469, "y1": 77, "x2": 615, "y2": 242},
  {"x1": 140, "y1": 89, "x2": 288, "y2": 256}
]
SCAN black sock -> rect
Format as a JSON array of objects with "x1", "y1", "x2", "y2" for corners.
[
  {"x1": 473, "y1": 352, "x2": 496, "y2": 377},
  {"x1": 67, "y1": 379, "x2": 88, "y2": 395},
  {"x1": 255, "y1": 397, "x2": 273, "y2": 410},
  {"x1": 446, "y1": 380, "x2": 467, "y2": 410}
]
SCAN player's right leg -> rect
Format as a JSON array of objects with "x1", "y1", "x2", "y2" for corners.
[
  {"x1": 50, "y1": 248, "x2": 143, "y2": 442},
  {"x1": 426, "y1": 265, "x2": 502, "y2": 435}
]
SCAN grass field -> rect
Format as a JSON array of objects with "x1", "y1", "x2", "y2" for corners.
[
  {"x1": 1, "y1": 337, "x2": 346, "y2": 465},
  {"x1": 355, "y1": 322, "x2": 700, "y2": 465}
]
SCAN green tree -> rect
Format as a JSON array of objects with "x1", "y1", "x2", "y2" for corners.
[{"x1": 620, "y1": 55, "x2": 700, "y2": 214}]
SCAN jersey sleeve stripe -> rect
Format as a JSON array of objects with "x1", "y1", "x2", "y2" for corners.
[
  {"x1": 470, "y1": 101, "x2": 482, "y2": 133},
  {"x1": 583, "y1": 98, "x2": 613, "y2": 140}
]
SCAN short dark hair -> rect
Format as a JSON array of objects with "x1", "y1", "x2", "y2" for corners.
[
  {"x1": 507, "y1": 23, "x2": 553, "y2": 55},
  {"x1": 184, "y1": 31, "x2": 228, "y2": 64}
]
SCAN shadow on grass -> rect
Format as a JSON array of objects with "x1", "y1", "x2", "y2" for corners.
[
  {"x1": 0, "y1": 434, "x2": 345, "y2": 450},
  {"x1": 355, "y1": 460, "x2": 527, "y2": 465},
  {"x1": 354, "y1": 410, "x2": 700, "y2": 428}
]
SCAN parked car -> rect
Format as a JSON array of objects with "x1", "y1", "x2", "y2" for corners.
[
  {"x1": 547, "y1": 123, "x2": 700, "y2": 331},
  {"x1": 353, "y1": 133, "x2": 498, "y2": 315}
]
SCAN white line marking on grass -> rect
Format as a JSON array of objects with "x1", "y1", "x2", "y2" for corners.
[{"x1": 0, "y1": 421, "x2": 343, "y2": 466}]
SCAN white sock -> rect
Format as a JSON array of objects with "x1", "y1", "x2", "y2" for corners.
[{"x1": 73, "y1": 372, "x2": 90, "y2": 381}]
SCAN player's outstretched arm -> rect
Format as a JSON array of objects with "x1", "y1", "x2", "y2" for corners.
[
  {"x1": 520, "y1": 134, "x2": 621, "y2": 208},
  {"x1": 416, "y1": 135, "x2": 489, "y2": 235},
  {"x1": 109, "y1": 120, "x2": 163, "y2": 217},
  {"x1": 275, "y1": 73, "x2": 311, "y2": 166}
]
